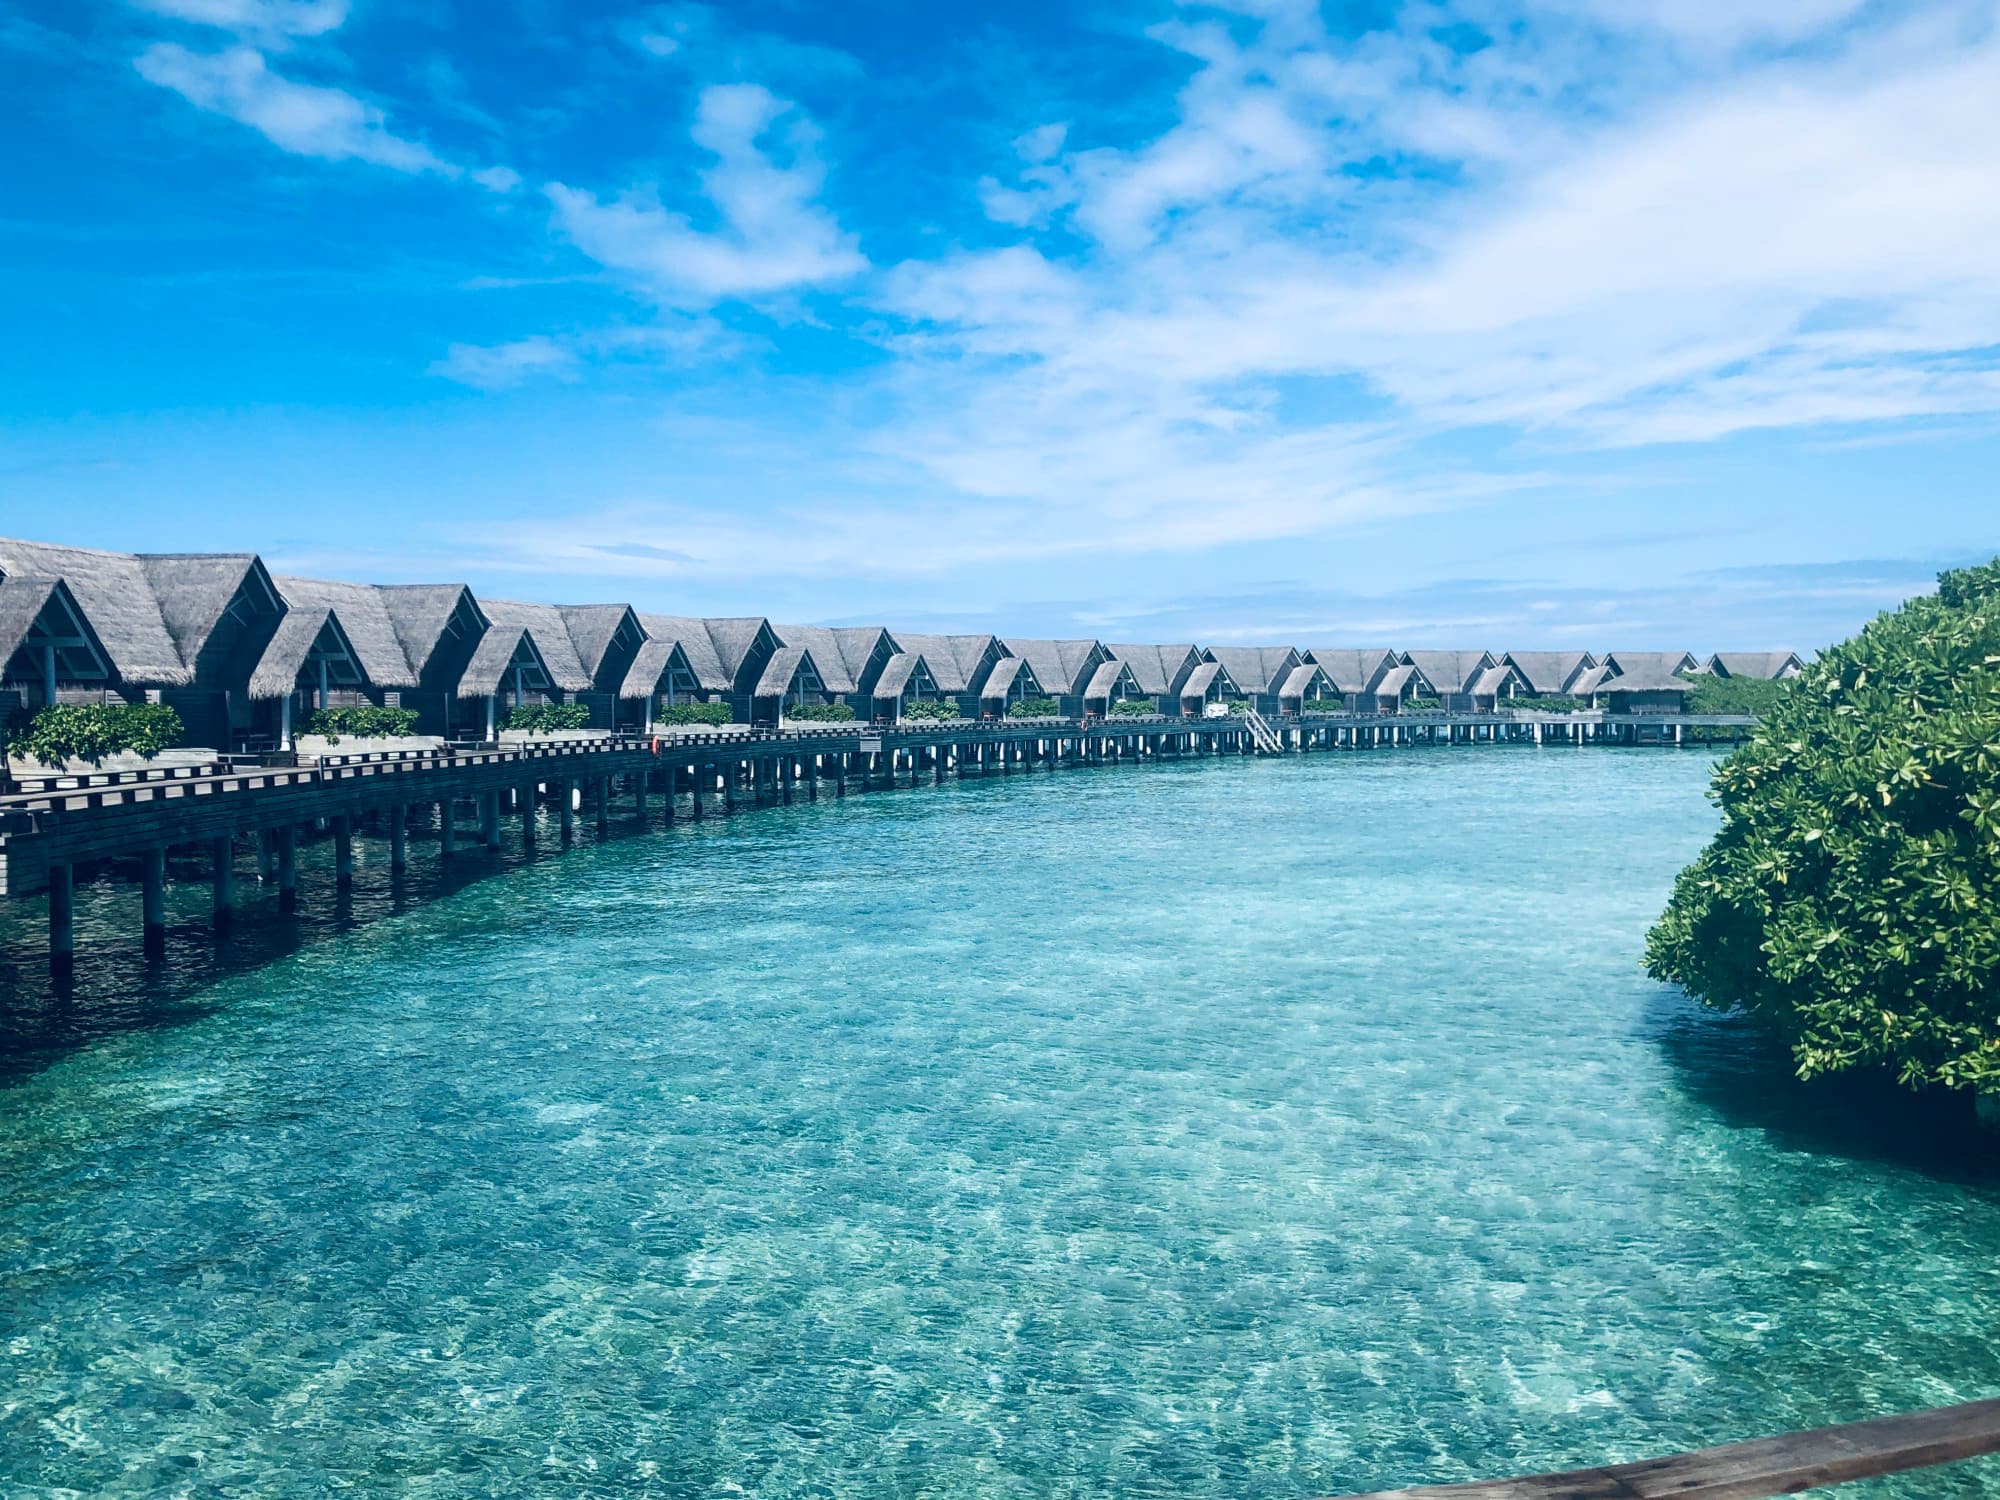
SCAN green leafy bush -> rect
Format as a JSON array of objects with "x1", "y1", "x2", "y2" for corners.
[
  {"x1": 655, "y1": 701, "x2": 731, "y2": 726},
  {"x1": 901, "y1": 699, "x2": 963, "y2": 722},
  {"x1": 1007, "y1": 698, "x2": 1059, "y2": 718},
  {"x1": 1680, "y1": 672, "x2": 1792, "y2": 717},
  {"x1": 785, "y1": 702, "x2": 856, "y2": 722},
  {"x1": 503, "y1": 703, "x2": 592, "y2": 733},
  {"x1": 302, "y1": 705, "x2": 419, "y2": 742},
  {"x1": 1646, "y1": 557, "x2": 2000, "y2": 1095},
  {"x1": 1111, "y1": 698, "x2": 1158, "y2": 716},
  {"x1": 1505, "y1": 696, "x2": 1586, "y2": 713},
  {"x1": 18, "y1": 703, "x2": 185, "y2": 767}
]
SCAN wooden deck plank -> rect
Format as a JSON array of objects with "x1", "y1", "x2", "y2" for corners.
[{"x1": 1332, "y1": 1397, "x2": 2000, "y2": 1499}]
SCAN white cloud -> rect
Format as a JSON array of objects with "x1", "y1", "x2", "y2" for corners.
[
  {"x1": 428, "y1": 323, "x2": 738, "y2": 390},
  {"x1": 135, "y1": 43, "x2": 452, "y2": 174},
  {"x1": 545, "y1": 83, "x2": 864, "y2": 306},
  {"x1": 472, "y1": 164, "x2": 522, "y2": 194},
  {"x1": 130, "y1": 0, "x2": 350, "y2": 39},
  {"x1": 429, "y1": 336, "x2": 579, "y2": 390}
]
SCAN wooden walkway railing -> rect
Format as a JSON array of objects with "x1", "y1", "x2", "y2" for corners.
[{"x1": 1334, "y1": 1397, "x2": 2000, "y2": 1498}]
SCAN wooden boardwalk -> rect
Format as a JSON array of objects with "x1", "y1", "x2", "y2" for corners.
[{"x1": 1335, "y1": 1396, "x2": 2000, "y2": 1499}]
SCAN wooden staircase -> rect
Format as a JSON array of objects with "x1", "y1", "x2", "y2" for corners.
[{"x1": 1242, "y1": 706, "x2": 1285, "y2": 755}]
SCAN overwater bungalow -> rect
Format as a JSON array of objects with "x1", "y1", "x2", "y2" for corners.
[
  {"x1": 1081, "y1": 658, "x2": 1146, "y2": 717},
  {"x1": 275, "y1": 577, "x2": 423, "y2": 713},
  {"x1": 975, "y1": 653, "x2": 1047, "y2": 717},
  {"x1": 703, "y1": 617, "x2": 784, "y2": 723},
  {"x1": 870, "y1": 649, "x2": 944, "y2": 722},
  {"x1": 892, "y1": 633, "x2": 1029, "y2": 719},
  {"x1": 1305, "y1": 649, "x2": 1400, "y2": 712},
  {"x1": 558, "y1": 605, "x2": 647, "y2": 727},
  {"x1": 131, "y1": 553, "x2": 289, "y2": 748},
  {"x1": 1202, "y1": 646, "x2": 1302, "y2": 715},
  {"x1": 1371, "y1": 661, "x2": 1435, "y2": 712},
  {"x1": 0, "y1": 573, "x2": 114, "y2": 720},
  {"x1": 1595, "y1": 667, "x2": 1695, "y2": 715},
  {"x1": 376, "y1": 584, "x2": 489, "y2": 738},
  {"x1": 752, "y1": 644, "x2": 826, "y2": 725},
  {"x1": 1278, "y1": 660, "x2": 1338, "y2": 713},
  {"x1": 1466, "y1": 660, "x2": 1529, "y2": 712},
  {"x1": 619, "y1": 619, "x2": 709, "y2": 733},
  {"x1": 1698, "y1": 651, "x2": 1805, "y2": 680},
  {"x1": 772, "y1": 625, "x2": 898, "y2": 713},
  {"x1": 1400, "y1": 650, "x2": 1496, "y2": 712},
  {"x1": 1501, "y1": 650, "x2": 1598, "y2": 699},
  {"x1": 1176, "y1": 656, "x2": 1236, "y2": 717},
  {"x1": 1106, "y1": 643, "x2": 1199, "y2": 714},
  {"x1": 246, "y1": 602, "x2": 368, "y2": 749},
  {"x1": 1004, "y1": 639, "x2": 1111, "y2": 717},
  {"x1": 465, "y1": 599, "x2": 595, "y2": 734}
]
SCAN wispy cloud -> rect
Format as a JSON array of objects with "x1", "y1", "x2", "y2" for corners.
[
  {"x1": 544, "y1": 83, "x2": 865, "y2": 307},
  {"x1": 135, "y1": 43, "x2": 454, "y2": 173},
  {"x1": 130, "y1": 0, "x2": 350, "y2": 41}
]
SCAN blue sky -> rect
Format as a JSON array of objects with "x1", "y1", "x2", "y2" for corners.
[{"x1": 3, "y1": 0, "x2": 1997, "y2": 649}]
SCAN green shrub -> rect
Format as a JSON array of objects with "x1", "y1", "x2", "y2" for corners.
[
  {"x1": 784, "y1": 701, "x2": 856, "y2": 722},
  {"x1": 18, "y1": 703, "x2": 185, "y2": 767},
  {"x1": 503, "y1": 702, "x2": 592, "y2": 733},
  {"x1": 1646, "y1": 557, "x2": 2000, "y2": 1096},
  {"x1": 1110, "y1": 698, "x2": 1157, "y2": 716},
  {"x1": 655, "y1": 701, "x2": 731, "y2": 726},
  {"x1": 1680, "y1": 672, "x2": 1792, "y2": 717},
  {"x1": 1007, "y1": 698, "x2": 1059, "y2": 718},
  {"x1": 1505, "y1": 695, "x2": 1586, "y2": 713},
  {"x1": 302, "y1": 705, "x2": 420, "y2": 743},
  {"x1": 901, "y1": 699, "x2": 963, "y2": 722}
]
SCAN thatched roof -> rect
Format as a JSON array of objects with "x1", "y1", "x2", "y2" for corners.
[
  {"x1": 1601, "y1": 668, "x2": 1694, "y2": 695},
  {"x1": 1280, "y1": 662, "x2": 1332, "y2": 700},
  {"x1": 376, "y1": 585, "x2": 488, "y2": 679},
  {"x1": 1107, "y1": 644, "x2": 1199, "y2": 696},
  {"x1": 772, "y1": 625, "x2": 893, "y2": 695},
  {"x1": 1571, "y1": 662, "x2": 1613, "y2": 696},
  {"x1": 0, "y1": 537, "x2": 190, "y2": 685},
  {"x1": 276, "y1": 575, "x2": 419, "y2": 689},
  {"x1": 1083, "y1": 660, "x2": 1135, "y2": 700},
  {"x1": 1182, "y1": 660, "x2": 1224, "y2": 698},
  {"x1": 704, "y1": 618, "x2": 777, "y2": 684},
  {"x1": 248, "y1": 606, "x2": 364, "y2": 701},
  {"x1": 478, "y1": 599, "x2": 592, "y2": 693},
  {"x1": 754, "y1": 645, "x2": 821, "y2": 698},
  {"x1": 0, "y1": 575, "x2": 112, "y2": 684},
  {"x1": 1402, "y1": 650, "x2": 1493, "y2": 695},
  {"x1": 1303, "y1": 649, "x2": 1396, "y2": 695},
  {"x1": 874, "y1": 651, "x2": 925, "y2": 699},
  {"x1": 888, "y1": 633, "x2": 999, "y2": 694},
  {"x1": 559, "y1": 604, "x2": 643, "y2": 686},
  {"x1": 631, "y1": 615, "x2": 730, "y2": 691},
  {"x1": 1375, "y1": 663, "x2": 1424, "y2": 699},
  {"x1": 1703, "y1": 651, "x2": 1803, "y2": 680},
  {"x1": 1501, "y1": 651, "x2": 1594, "y2": 696},
  {"x1": 1004, "y1": 638, "x2": 1105, "y2": 696},
  {"x1": 1203, "y1": 646, "x2": 1299, "y2": 695},
  {"x1": 138, "y1": 553, "x2": 280, "y2": 665},
  {"x1": 1604, "y1": 650, "x2": 1698, "y2": 678},
  {"x1": 1470, "y1": 663, "x2": 1524, "y2": 698},
  {"x1": 980, "y1": 654, "x2": 1040, "y2": 700},
  {"x1": 457, "y1": 626, "x2": 552, "y2": 699},
  {"x1": 619, "y1": 636, "x2": 697, "y2": 702}
]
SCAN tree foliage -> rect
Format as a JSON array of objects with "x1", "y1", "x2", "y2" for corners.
[
  {"x1": 900, "y1": 699, "x2": 963, "y2": 722},
  {"x1": 654, "y1": 702, "x2": 731, "y2": 726},
  {"x1": 1645, "y1": 558, "x2": 2000, "y2": 1094},
  {"x1": 784, "y1": 701, "x2": 856, "y2": 722},
  {"x1": 18, "y1": 703, "x2": 185, "y2": 767},
  {"x1": 1110, "y1": 698, "x2": 1158, "y2": 716},
  {"x1": 302, "y1": 705, "x2": 419, "y2": 742},
  {"x1": 503, "y1": 703, "x2": 592, "y2": 732},
  {"x1": 1006, "y1": 698, "x2": 1059, "y2": 718}
]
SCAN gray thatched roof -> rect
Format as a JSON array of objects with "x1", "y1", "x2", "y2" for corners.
[
  {"x1": 457, "y1": 626, "x2": 551, "y2": 699},
  {"x1": 1005, "y1": 639, "x2": 1106, "y2": 697},
  {"x1": 1280, "y1": 662, "x2": 1332, "y2": 699},
  {"x1": 1083, "y1": 660, "x2": 1135, "y2": 700},
  {"x1": 138, "y1": 553, "x2": 279, "y2": 665},
  {"x1": 248, "y1": 606, "x2": 364, "y2": 701},
  {"x1": 630, "y1": 615, "x2": 729, "y2": 691},
  {"x1": 0, "y1": 575, "x2": 112, "y2": 685},
  {"x1": 1106, "y1": 644, "x2": 1199, "y2": 696},
  {"x1": 1500, "y1": 651, "x2": 1593, "y2": 696},
  {"x1": 1703, "y1": 651, "x2": 1804, "y2": 680},
  {"x1": 1402, "y1": 650, "x2": 1493, "y2": 695},
  {"x1": 874, "y1": 651, "x2": 924, "y2": 699},
  {"x1": 1304, "y1": 649, "x2": 1397, "y2": 695},
  {"x1": 1601, "y1": 667, "x2": 1694, "y2": 695},
  {"x1": 754, "y1": 645, "x2": 821, "y2": 698},
  {"x1": 980, "y1": 654, "x2": 1040, "y2": 700},
  {"x1": 276, "y1": 575, "x2": 419, "y2": 689},
  {"x1": 1470, "y1": 663, "x2": 1524, "y2": 698},
  {"x1": 559, "y1": 604, "x2": 643, "y2": 685},
  {"x1": 1570, "y1": 662, "x2": 1613, "y2": 696},
  {"x1": 1375, "y1": 663, "x2": 1424, "y2": 699},
  {"x1": 1604, "y1": 650, "x2": 1698, "y2": 678},
  {"x1": 478, "y1": 598, "x2": 592, "y2": 693},
  {"x1": 0, "y1": 537, "x2": 190, "y2": 685},
  {"x1": 1203, "y1": 646, "x2": 1299, "y2": 695},
  {"x1": 704, "y1": 618, "x2": 777, "y2": 684},
  {"x1": 1182, "y1": 660, "x2": 1224, "y2": 698},
  {"x1": 772, "y1": 625, "x2": 893, "y2": 696},
  {"x1": 376, "y1": 585, "x2": 488, "y2": 679},
  {"x1": 891, "y1": 633, "x2": 1000, "y2": 694},
  {"x1": 619, "y1": 637, "x2": 696, "y2": 701}
]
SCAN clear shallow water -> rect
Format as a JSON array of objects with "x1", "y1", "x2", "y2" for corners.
[{"x1": 5, "y1": 750, "x2": 2000, "y2": 1498}]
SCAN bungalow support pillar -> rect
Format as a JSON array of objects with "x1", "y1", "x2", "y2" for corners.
[
  {"x1": 521, "y1": 785, "x2": 537, "y2": 849},
  {"x1": 390, "y1": 806, "x2": 408, "y2": 872},
  {"x1": 49, "y1": 862, "x2": 74, "y2": 975},
  {"x1": 278, "y1": 826, "x2": 298, "y2": 912},
  {"x1": 142, "y1": 846, "x2": 167, "y2": 956},
  {"x1": 481, "y1": 791, "x2": 501, "y2": 850},
  {"x1": 213, "y1": 835, "x2": 235, "y2": 930},
  {"x1": 440, "y1": 797, "x2": 458, "y2": 859},
  {"x1": 560, "y1": 780, "x2": 576, "y2": 841},
  {"x1": 690, "y1": 769, "x2": 705, "y2": 819},
  {"x1": 333, "y1": 816, "x2": 354, "y2": 889},
  {"x1": 596, "y1": 776, "x2": 610, "y2": 834}
]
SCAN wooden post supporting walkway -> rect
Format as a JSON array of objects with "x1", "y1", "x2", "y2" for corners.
[{"x1": 1332, "y1": 1396, "x2": 2000, "y2": 1500}]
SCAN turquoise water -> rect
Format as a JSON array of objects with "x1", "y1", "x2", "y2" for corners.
[{"x1": 5, "y1": 750, "x2": 2000, "y2": 1498}]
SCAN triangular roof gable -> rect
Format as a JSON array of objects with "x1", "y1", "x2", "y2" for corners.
[
  {"x1": 0, "y1": 539, "x2": 190, "y2": 685},
  {"x1": 377, "y1": 584, "x2": 489, "y2": 680},
  {"x1": 1401, "y1": 650, "x2": 1495, "y2": 695},
  {"x1": 249, "y1": 606, "x2": 367, "y2": 700},
  {"x1": 753, "y1": 644, "x2": 824, "y2": 699},
  {"x1": 620, "y1": 636, "x2": 702, "y2": 701},
  {"x1": 1083, "y1": 658, "x2": 1142, "y2": 701},
  {"x1": 276, "y1": 576, "x2": 419, "y2": 689},
  {"x1": 457, "y1": 625, "x2": 554, "y2": 699},
  {"x1": 478, "y1": 599, "x2": 592, "y2": 693},
  {"x1": 1106, "y1": 644, "x2": 1199, "y2": 696},
  {"x1": 1605, "y1": 650, "x2": 1699, "y2": 678},
  {"x1": 1305, "y1": 649, "x2": 1399, "y2": 695},
  {"x1": 704, "y1": 617, "x2": 780, "y2": 689},
  {"x1": 559, "y1": 604, "x2": 645, "y2": 687},
  {"x1": 1280, "y1": 661, "x2": 1335, "y2": 700},
  {"x1": 137, "y1": 553, "x2": 282, "y2": 666},
  {"x1": 0, "y1": 575, "x2": 114, "y2": 685},
  {"x1": 631, "y1": 615, "x2": 729, "y2": 691},
  {"x1": 1202, "y1": 645, "x2": 1300, "y2": 694},
  {"x1": 1501, "y1": 650, "x2": 1595, "y2": 696}
]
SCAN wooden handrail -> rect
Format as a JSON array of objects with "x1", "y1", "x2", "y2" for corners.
[{"x1": 1333, "y1": 1397, "x2": 2000, "y2": 1499}]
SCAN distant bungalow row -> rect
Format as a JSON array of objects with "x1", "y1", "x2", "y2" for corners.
[{"x1": 0, "y1": 536, "x2": 1803, "y2": 752}]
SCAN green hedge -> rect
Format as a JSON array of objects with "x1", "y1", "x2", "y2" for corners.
[
  {"x1": 1646, "y1": 557, "x2": 2000, "y2": 1096},
  {"x1": 1110, "y1": 698, "x2": 1157, "y2": 717},
  {"x1": 302, "y1": 706, "x2": 420, "y2": 742},
  {"x1": 901, "y1": 699, "x2": 963, "y2": 722},
  {"x1": 503, "y1": 703, "x2": 592, "y2": 733},
  {"x1": 17, "y1": 703, "x2": 184, "y2": 767},
  {"x1": 1504, "y1": 696, "x2": 1587, "y2": 713},
  {"x1": 785, "y1": 702, "x2": 857, "y2": 722},
  {"x1": 655, "y1": 701, "x2": 731, "y2": 726},
  {"x1": 1679, "y1": 672, "x2": 1792, "y2": 717},
  {"x1": 1007, "y1": 698, "x2": 1059, "y2": 718}
]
